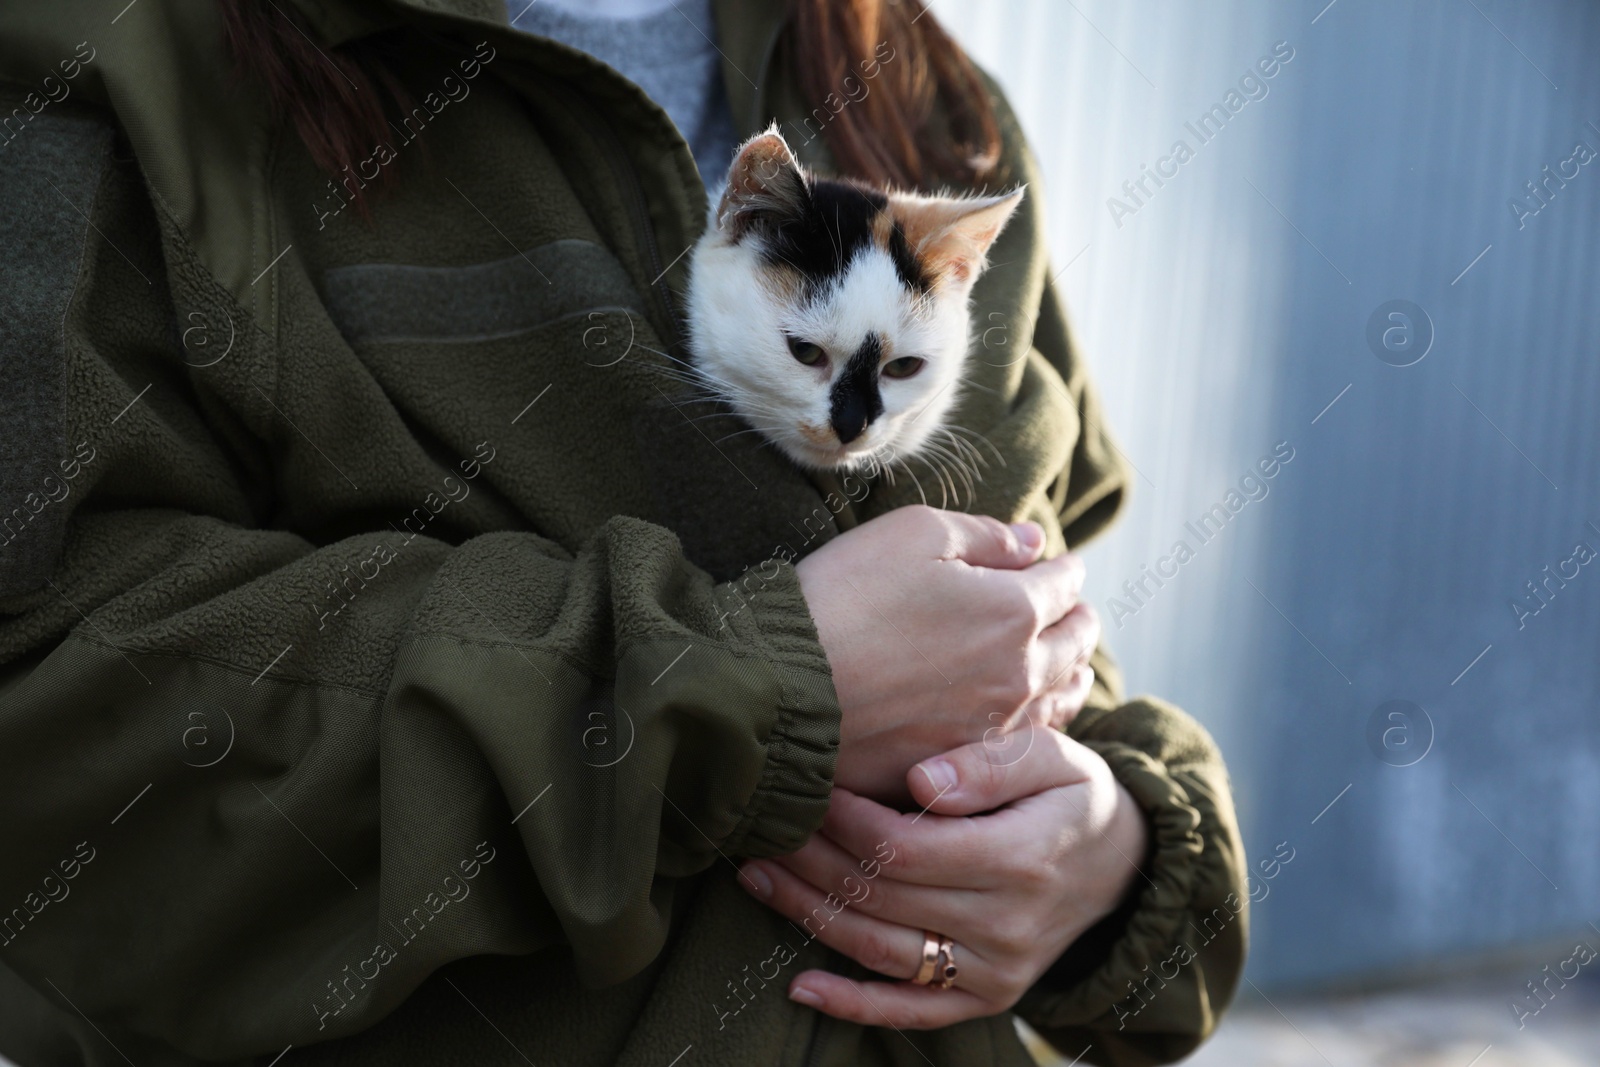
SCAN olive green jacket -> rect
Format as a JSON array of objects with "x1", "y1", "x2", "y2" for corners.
[{"x1": 0, "y1": 1, "x2": 1245, "y2": 1064}]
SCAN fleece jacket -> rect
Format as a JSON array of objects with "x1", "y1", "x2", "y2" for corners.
[{"x1": 0, "y1": 1, "x2": 1247, "y2": 1064}]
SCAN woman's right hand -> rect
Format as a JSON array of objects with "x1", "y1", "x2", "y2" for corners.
[{"x1": 795, "y1": 505, "x2": 1100, "y2": 802}]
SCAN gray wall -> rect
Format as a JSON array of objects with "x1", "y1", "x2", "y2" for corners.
[{"x1": 931, "y1": 0, "x2": 1600, "y2": 986}]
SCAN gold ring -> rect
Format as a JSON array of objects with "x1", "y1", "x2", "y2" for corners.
[
  {"x1": 934, "y1": 936, "x2": 957, "y2": 990},
  {"x1": 914, "y1": 931, "x2": 941, "y2": 985}
]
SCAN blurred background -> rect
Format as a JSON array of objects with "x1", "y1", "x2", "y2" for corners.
[{"x1": 926, "y1": 0, "x2": 1600, "y2": 1063}]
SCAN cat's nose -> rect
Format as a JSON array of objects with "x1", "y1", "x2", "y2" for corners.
[
  {"x1": 829, "y1": 341, "x2": 885, "y2": 445},
  {"x1": 832, "y1": 407, "x2": 869, "y2": 445},
  {"x1": 830, "y1": 385, "x2": 879, "y2": 444}
]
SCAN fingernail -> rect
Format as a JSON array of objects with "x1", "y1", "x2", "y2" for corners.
[
  {"x1": 790, "y1": 986, "x2": 824, "y2": 1008},
  {"x1": 1010, "y1": 522, "x2": 1042, "y2": 550},
  {"x1": 918, "y1": 758, "x2": 958, "y2": 795},
  {"x1": 740, "y1": 863, "x2": 773, "y2": 899}
]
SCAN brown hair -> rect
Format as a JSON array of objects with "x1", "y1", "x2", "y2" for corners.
[
  {"x1": 219, "y1": 0, "x2": 1001, "y2": 204},
  {"x1": 785, "y1": 0, "x2": 1002, "y2": 189},
  {"x1": 219, "y1": 1, "x2": 407, "y2": 212}
]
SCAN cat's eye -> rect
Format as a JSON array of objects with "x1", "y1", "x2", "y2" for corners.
[
  {"x1": 787, "y1": 336, "x2": 827, "y2": 366},
  {"x1": 881, "y1": 356, "x2": 925, "y2": 379}
]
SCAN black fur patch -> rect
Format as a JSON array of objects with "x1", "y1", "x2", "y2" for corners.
[
  {"x1": 829, "y1": 333, "x2": 885, "y2": 444},
  {"x1": 885, "y1": 219, "x2": 932, "y2": 294},
  {"x1": 759, "y1": 177, "x2": 930, "y2": 297}
]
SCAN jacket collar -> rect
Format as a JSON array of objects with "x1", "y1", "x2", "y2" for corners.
[{"x1": 710, "y1": 0, "x2": 789, "y2": 137}]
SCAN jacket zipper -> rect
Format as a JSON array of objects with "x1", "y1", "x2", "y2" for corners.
[
  {"x1": 796, "y1": 952, "x2": 836, "y2": 1067},
  {"x1": 799, "y1": 1006, "x2": 825, "y2": 1067}
]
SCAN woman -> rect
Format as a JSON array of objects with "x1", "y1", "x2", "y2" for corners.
[{"x1": 0, "y1": 0, "x2": 1245, "y2": 1064}]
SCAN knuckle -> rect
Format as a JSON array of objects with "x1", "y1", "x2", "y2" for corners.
[
  {"x1": 959, "y1": 746, "x2": 996, "y2": 792},
  {"x1": 1073, "y1": 666, "x2": 1097, "y2": 699},
  {"x1": 852, "y1": 880, "x2": 887, "y2": 916},
  {"x1": 1018, "y1": 645, "x2": 1046, "y2": 697},
  {"x1": 883, "y1": 837, "x2": 918, "y2": 876},
  {"x1": 855, "y1": 929, "x2": 903, "y2": 977},
  {"x1": 1055, "y1": 694, "x2": 1084, "y2": 730},
  {"x1": 992, "y1": 961, "x2": 1031, "y2": 1005},
  {"x1": 1059, "y1": 619, "x2": 1094, "y2": 664},
  {"x1": 998, "y1": 675, "x2": 1032, "y2": 717},
  {"x1": 991, "y1": 915, "x2": 1036, "y2": 959},
  {"x1": 971, "y1": 749, "x2": 1011, "y2": 795},
  {"x1": 1018, "y1": 611, "x2": 1049, "y2": 651},
  {"x1": 1077, "y1": 603, "x2": 1102, "y2": 642},
  {"x1": 958, "y1": 513, "x2": 1014, "y2": 558},
  {"x1": 982, "y1": 656, "x2": 1033, "y2": 718},
  {"x1": 971, "y1": 513, "x2": 1009, "y2": 542},
  {"x1": 1005, "y1": 840, "x2": 1053, "y2": 884},
  {"x1": 1003, "y1": 580, "x2": 1037, "y2": 620}
]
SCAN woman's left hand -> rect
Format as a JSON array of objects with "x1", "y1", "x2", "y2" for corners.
[{"x1": 739, "y1": 725, "x2": 1149, "y2": 1028}]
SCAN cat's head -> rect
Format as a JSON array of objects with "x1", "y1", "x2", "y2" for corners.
[{"x1": 686, "y1": 128, "x2": 1023, "y2": 473}]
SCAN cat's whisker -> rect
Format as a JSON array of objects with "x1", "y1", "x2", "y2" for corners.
[
  {"x1": 683, "y1": 411, "x2": 743, "y2": 427},
  {"x1": 942, "y1": 439, "x2": 982, "y2": 480},
  {"x1": 677, "y1": 393, "x2": 789, "y2": 418},
  {"x1": 929, "y1": 453, "x2": 962, "y2": 509},
  {"x1": 637, "y1": 368, "x2": 725, "y2": 397},
  {"x1": 898, "y1": 458, "x2": 929, "y2": 507},
  {"x1": 936, "y1": 423, "x2": 983, "y2": 458},
  {"x1": 923, "y1": 435, "x2": 985, "y2": 508},
  {"x1": 862, "y1": 451, "x2": 888, "y2": 484},
  {"x1": 924, "y1": 428, "x2": 972, "y2": 469},
  {"x1": 826, "y1": 204, "x2": 844, "y2": 266},
  {"x1": 936, "y1": 460, "x2": 957, "y2": 509},
  {"x1": 630, "y1": 348, "x2": 694, "y2": 374},
  {"x1": 949, "y1": 425, "x2": 1006, "y2": 468},
  {"x1": 711, "y1": 426, "x2": 776, "y2": 447},
  {"x1": 956, "y1": 453, "x2": 985, "y2": 503},
  {"x1": 644, "y1": 375, "x2": 721, "y2": 400},
  {"x1": 763, "y1": 246, "x2": 810, "y2": 279},
  {"x1": 634, "y1": 345, "x2": 759, "y2": 402},
  {"x1": 932, "y1": 426, "x2": 991, "y2": 482},
  {"x1": 928, "y1": 447, "x2": 960, "y2": 505},
  {"x1": 644, "y1": 365, "x2": 741, "y2": 401},
  {"x1": 647, "y1": 374, "x2": 797, "y2": 429}
]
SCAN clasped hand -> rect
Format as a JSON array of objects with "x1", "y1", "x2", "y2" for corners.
[{"x1": 753, "y1": 506, "x2": 1147, "y2": 1028}]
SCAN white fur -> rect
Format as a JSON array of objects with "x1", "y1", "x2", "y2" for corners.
[{"x1": 684, "y1": 220, "x2": 977, "y2": 474}]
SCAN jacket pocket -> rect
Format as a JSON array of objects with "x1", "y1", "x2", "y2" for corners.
[{"x1": 320, "y1": 238, "x2": 646, "y2": 345}]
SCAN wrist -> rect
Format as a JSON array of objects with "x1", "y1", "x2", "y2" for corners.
[{"x1": 1102, "y1": 779, "x2": 1150, "y2": 916}]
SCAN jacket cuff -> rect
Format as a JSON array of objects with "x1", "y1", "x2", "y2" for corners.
[
  {"x1": 1015, "y1": 741, "x2": 1207, "y2": 1029},
  {"x1": 717, "y1": 559, "x2": 841, "y2": 859}
]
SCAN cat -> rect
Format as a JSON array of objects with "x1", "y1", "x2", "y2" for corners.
[{"x1": 683, "y1": 127, "x2": 1023, "y2": 492}]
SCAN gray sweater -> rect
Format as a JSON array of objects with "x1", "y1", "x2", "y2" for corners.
[{"x1": 507, "y1": 0, "x2": 739, "y2": 184}]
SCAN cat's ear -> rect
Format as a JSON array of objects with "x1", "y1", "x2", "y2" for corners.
[
  {"x1": 716, "y1": 128, "x2": 809, "y2": 239},
  {"x1": 889, "y1": 187, "x2": 1025, "y2": 288}
]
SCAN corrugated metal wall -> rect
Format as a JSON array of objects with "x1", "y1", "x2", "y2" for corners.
[{"x1": 931, "y1": 0, "x2": 1600, "y2": 986}]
